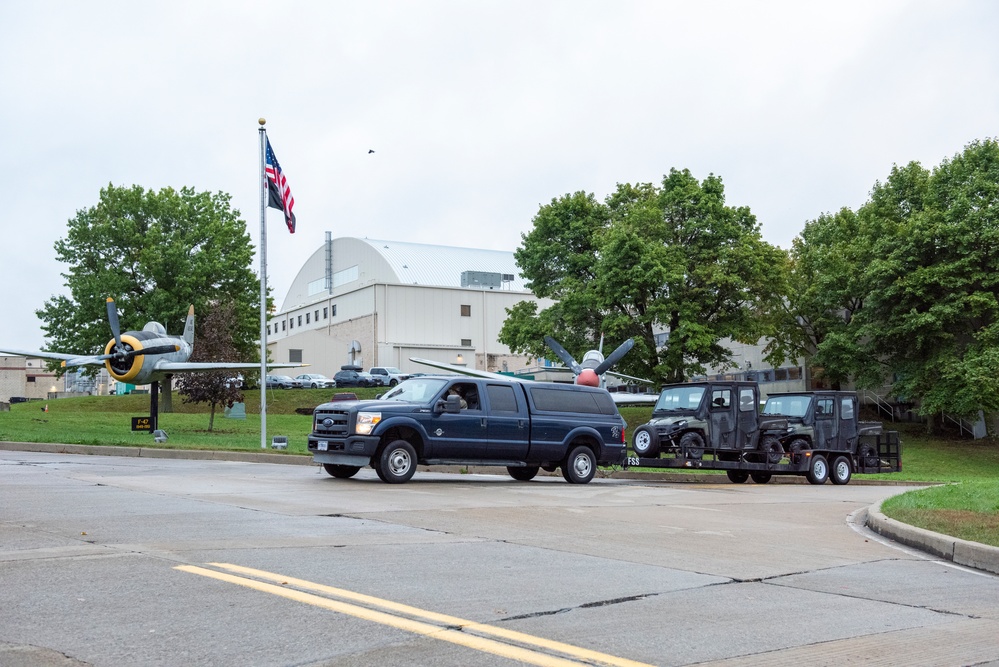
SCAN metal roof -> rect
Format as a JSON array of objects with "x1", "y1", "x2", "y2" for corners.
[{"x1": 358, "y1": 238, "x2": 528, "y2": 291}]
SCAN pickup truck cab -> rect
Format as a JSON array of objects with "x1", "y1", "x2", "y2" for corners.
[{"x1": 308, "y1": 376, "x2": 627, "y2": 484}]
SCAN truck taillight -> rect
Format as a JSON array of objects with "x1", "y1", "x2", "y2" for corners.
[{"x1": 622, "y1": 427, "x2": 627, "y2": 444}]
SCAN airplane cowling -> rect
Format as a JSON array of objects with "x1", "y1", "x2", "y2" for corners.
[
  {"x1": 104, "y1": 334, "x2": 146, "y2": 383},
  {"x1": 576, "y1": 368, "x2": 600, "y2": 387}
]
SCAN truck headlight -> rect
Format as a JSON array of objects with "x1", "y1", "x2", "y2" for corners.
[{"x1": 355, "y1": 412, "x2": 382, "y2": 435}]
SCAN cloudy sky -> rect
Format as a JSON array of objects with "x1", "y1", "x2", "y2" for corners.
[{"x1": 2, "y1": 1, "x2": 997, "y2": 352}]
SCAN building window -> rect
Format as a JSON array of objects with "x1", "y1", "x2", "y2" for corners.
[
  {"x1": 314, "y1": 310, "x2": 319, "y2": 321},
  {"x1": 306, "y1": 313, "x2": 310, "y2": 324},
  {"x1": 323, "y1": 307, "x2": 328, "y2": 319},
  {"x1": 461, "y1": 338, "x2": 472, "y2": 347},
  {"x1": 460, "y1": 305, "x2": 471, "y2": 317},
  {"x1": 289, "y1": 349, "x2": 303, "y2": 363},
  {"x1": 332, "y1": 304, "x2": 337, "y2": 316},
  {"x1": 289, "y1": 319, "x2": 294, "y2": 329},
  {"x1": 282, "y1": 321, "x2": 286, "y2": 332},
  {"x1": 297, "y1": 315, "x2": 302, "y2": 327},
  {"x1": 266, "y1": 325, "x2": 270, "y2": 336}
]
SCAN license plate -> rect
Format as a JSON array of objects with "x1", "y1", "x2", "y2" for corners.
[{"x1": 317, "y1": 441, "x2": 328, "y2": 451}]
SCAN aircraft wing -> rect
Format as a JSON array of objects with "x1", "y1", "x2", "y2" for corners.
[
  {"x1": 409, "y1": 357, "x2": 531, "y2": 382},
  {"x1": 155, "y1": 361, "x2": 305, "y2": 373},
  {"x1": 610, "y1": 393, "x2": 659, "y2": 406},
  {"x1": 606, "y1": 370, "x2": 655, "y2": 385},
  {"x1": 0, "y1": 348, "x2": 86, "y2": 362}
]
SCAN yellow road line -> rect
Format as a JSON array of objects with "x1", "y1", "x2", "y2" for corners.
[{"x1": 176, "y1": 563, "x2": 653, "y2": 667}]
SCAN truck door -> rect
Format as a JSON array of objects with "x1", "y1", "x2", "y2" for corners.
[
  {"x1": 484, "y1": 383, "x2": 530, "y2": 459},
  {"x1": 427, "y1": 381, "x2": 488, "y2": 458},
  {"x1": 837, "y1": 395, "x2": 858, "y2": 451},
  {"x1": 737, "y1": 386, "x2": 759, "y2": 449},
  {"x1": 708, "y1": 387, "x2": 736, "y2": 448},
  {"x1": 812, "y1": 396, "x2": 836, "y2": 449}
]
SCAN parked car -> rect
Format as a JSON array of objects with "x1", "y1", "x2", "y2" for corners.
[
  {"x1": 367, "y1": 366, "x2": 411, "y2": 387},
  {"x1": 295, "y1": 373, "x2": 336, "y2": 389},
  {"x1": 266, "y1": 375, "x2": 302, "y2": 389},
  {"x1": 333, "y1": 369, "x2": 377, "y2": 387}
]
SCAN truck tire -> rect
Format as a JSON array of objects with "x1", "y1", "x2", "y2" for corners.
[
  {"x1": 389, "y1": 379, "x2": 399, "y2": 387},
  {"x1": 830, "y1": 455, "x2": 852, "y2": 485},
  {"x1": 750, "y1": 472, "x2": 772, "y2": 484},
  {"x1": 679, "y1": 432, "x2": 705, "y2": 460},
  {"x1": 378, "y1": 440, "x2": 417, "y2": 484},
  {"x1": 632, "y1": 426, "x2": 660, "y2": 457},
  {"x1": 727, "y1": 470, "x2": 749, "y2": 484},
  {"x1": 323, "y1": 464, "x2": 361, "y2": 479},
  {"x1": 562, "y1": 445, "x2": 596, "y2": 484},
  {"x1": 759, "y1": 435, "x2": 783, "y2": 464},
  {"x1": 807, "y1": 454, "x2": 829, "y2": 485},
  {"x1": 507, "y1": 466, "x2": 539, "y2": 481}
]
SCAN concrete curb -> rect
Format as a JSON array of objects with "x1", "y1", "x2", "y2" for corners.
[
  {"x1": 0, "y1": 441, "x2": 314, "y2": 466},
  {"x1": 867, "y1": 500, "x2": 999, "y2": 576}
]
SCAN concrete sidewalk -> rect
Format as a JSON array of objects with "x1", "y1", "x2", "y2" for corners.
[{"x1": 3, "y1": 440, "x2": 998, "y2": 576}]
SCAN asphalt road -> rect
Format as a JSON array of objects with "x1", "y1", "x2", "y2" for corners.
[{"x1": 2, "y1": 450, "x2": 998, "y2": 667}]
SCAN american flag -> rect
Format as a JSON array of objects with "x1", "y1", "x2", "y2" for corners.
[{"x1": 265, "y1": 138, "x2": 297, "y2": 233}]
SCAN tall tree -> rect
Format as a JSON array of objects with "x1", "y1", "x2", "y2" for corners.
[
  {"x1": 37, "y1": 184, "x2": 263, "y2": 407},
  {"x1": 501, "y1": 169, "x2": 786, "y2": 384},
  {"x1": 175, "y1": 301, "x2": 246, "y2": 431}
]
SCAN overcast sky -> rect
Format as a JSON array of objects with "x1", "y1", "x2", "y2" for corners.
[{"x1": 2, "y1": 1, "x2": 997, "y2": 352}]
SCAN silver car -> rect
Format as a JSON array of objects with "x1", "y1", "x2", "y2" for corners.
[{"x1": 295, "y1": 373, "x2": 336, "y2": 389}]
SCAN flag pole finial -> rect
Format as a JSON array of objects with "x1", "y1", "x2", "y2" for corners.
[{"x1": 258, "y1": 118, "x2": 266, "y2": 126}]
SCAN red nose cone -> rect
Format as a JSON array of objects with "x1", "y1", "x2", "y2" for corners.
[{"x1": 576, "y1": 369, "x2": 600, "y2": 387}]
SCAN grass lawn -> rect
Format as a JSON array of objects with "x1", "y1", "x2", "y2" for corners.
[{"x1": 3, "y1": 391, "x2": 997, "y2": 546}]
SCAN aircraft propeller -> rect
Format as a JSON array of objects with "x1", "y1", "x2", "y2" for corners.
[
  {"x1": 543, "y1": 336, "x2": 582, "y2": 375},
  {"x1": 594, "y1": 338, "x2": 635, "y2": 376},
  {"x1": 61, "y1": 298, "x2": 179, "y2": 368}
]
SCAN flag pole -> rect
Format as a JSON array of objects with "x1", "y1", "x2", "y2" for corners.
[{"x1": 258, "y1": 119, "x2": 269, "y2": 449}]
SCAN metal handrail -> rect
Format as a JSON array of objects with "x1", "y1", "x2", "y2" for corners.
[{"x1": 860, "y1": 390, "x2": 895, "y2": 422}]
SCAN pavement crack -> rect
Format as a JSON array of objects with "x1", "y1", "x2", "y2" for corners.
[{"x1": 498, "y1": 592, "x2": 658, "y2": 621}]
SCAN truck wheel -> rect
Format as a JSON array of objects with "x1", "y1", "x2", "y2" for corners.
[
  {"x1": 378, "y1": 440, "x2": 417, "y2": 484},
  {"x1": 750, "y1": 472, "x2": 772, "y2": 484},
  {"x1": 679, "y1": 432, "x2": 705, "y2": 460},
  {"x1": 727, "y1": 470, "x2": 749, "y2": 484},
  {"x1": 322, "y1": 464, "x2": 361, "y2": 479},
  {"x1": 389, "y1": 379, "x2": 399, "y2": 387},
  {"x1": 562, "y1": 445, "x2": 596, "y2": 484},
  {"x1": 830, "y1": 455, "x2": 852, "y2": 485},
  {"x1": 807, "y1": 454, "x2": 829, "y2": 485},
  {"x1": 759, "y1": 435, "x2": 784, "y2": 464},
  {"x1": 632, "y1": 426, "x2": 660, "y2": 457},
  {"x1": 507, "y1": 466, "x2": 539, "y2": 481}
]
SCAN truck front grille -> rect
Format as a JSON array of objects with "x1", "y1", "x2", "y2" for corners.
[{"x1": 313, "y1": 409, "x2": 350, "y2": 437}]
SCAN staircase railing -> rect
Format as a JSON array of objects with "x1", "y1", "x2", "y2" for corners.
[{"x1": 860, "y1": 390, "x2": 895, "y2": 422}]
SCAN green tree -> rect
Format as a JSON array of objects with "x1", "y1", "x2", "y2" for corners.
[
  {"x1": 38, "y1": 184, "x2": 263, "y2": 408},
  {"x1": 501, "y1": 169, "x2": 786, "y2": 384},
  {"x1": 175, "y1": 301, "x2": 246, "y2": 431}
]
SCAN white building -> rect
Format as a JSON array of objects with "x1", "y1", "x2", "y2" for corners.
[{"x1": 266, "y1": 237, "x2": 550, "y2": 377}]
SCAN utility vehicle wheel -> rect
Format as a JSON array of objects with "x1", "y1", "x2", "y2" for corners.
[
  {"x1": 632, "y1": 426, "x2": 660, "y2": 458},
  {"x1": 727, "y1": 470, "x2": 749, "y2": 484},
  {"x1": 759, "y1": 435, "x2": 784, "y2": 464},
  {"x1": 562, "y1": 445, "x2": 596, "y2": 484},
  {"x1": 807, "y1": 454, "x2": 829, "y2": 485},
  {"x1": 378, "y1": 440, "x2": 417, "y2": 484},
  {"x1": 750, "y1": 472, "x2": 772, "y2": 484},
  {"x1": 789, "y1": 438, "x2": 809, "y2": 464},
  {"x1": 323, "y1": 464, "x2": 361, "y2": 479},
  {"x1": 858, "y1": 444, "x2": 878, "y2": 468},
  {"x1": 507, "y1": 466, "x2": 539, "y2": 481},
  {"x1": 830, "y1": 455, "x2": 852, "y2": 485},
  {"x1": 679, "y1": 432, "x2": 705, "y2": 460}
]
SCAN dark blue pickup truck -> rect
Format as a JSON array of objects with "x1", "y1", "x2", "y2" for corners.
[{"x1": 307, "y1": 376, "x2": 627, "y2": 484}]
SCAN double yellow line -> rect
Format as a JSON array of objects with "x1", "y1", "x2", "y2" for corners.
[{"x1": 176, "y1": 563, "x2": 653, "y2": 667}]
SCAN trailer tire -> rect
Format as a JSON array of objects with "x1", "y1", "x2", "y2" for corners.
[
  {"x1": 727, "y1": 470, "x2": 749, "y2": 484},
  {"x1": 679, "y1": 432, "x2": 705, "y2": 460},
  {"x1": 378, "y1": 440, "x2": 417, "y2": 484},
  {"x1": 323, "y1": 464, "x2": 361, "y2": 479},
  {"x1": 830, "y1": 455, "x2": 852, "y2": 485},
  {"x1": 751, "y1": 472, "x2": 772, "y2": 484},
  {"x1": 562, "y1": 445, "x2": 596, "y2": 484},
  {"x1": 507, "y1": 466, "x2": 539, "y2": 481},
  {"x1": 759, "y1": 435, "x2": 784, "y2": 464},
  {"x1": 807, "y1": 454, "x2": 829, "y2": 485},
  {"x1": 632, "y1": 426, "x2": 660, "y2": 457}
]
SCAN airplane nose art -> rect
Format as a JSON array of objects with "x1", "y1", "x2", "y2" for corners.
[{"x1": 576, "y1": 369, "x2": 600, "y2": 387}]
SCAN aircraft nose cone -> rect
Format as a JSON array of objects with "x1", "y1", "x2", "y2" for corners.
[{"x1": 576, "y1": 369, "x2": 600, "y2": 387}]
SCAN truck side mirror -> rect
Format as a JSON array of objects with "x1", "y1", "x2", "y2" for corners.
[{"x1": 436, "y1": 394, "x2": 463, "y2": 414}]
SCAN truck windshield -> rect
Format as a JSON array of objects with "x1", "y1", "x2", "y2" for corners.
[
  {"x1": 654, "y1": 386, "x2": 705, "y2": 412},
  {"x1": 763, "y1": 395, "x2": 811, "y2": 417},
  {"x1": 380, "y1": 378, "x2": 448, "y2": 402}
]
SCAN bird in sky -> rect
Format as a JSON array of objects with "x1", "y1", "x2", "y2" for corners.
[{"x1": 368, "y1": 149, "x2": 375, "y2": 154}]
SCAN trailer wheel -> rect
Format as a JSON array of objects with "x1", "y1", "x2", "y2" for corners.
[
  {"x1": 750, "y1": 472, "x2": 772, "y2": 484},
  {"x1": 562, "y1": 445, "x2": 596, "y2": 484},
  {"x1": 507, "y1": 466, "x2": 539, "y2": 481},
  {"x1": 727, "y1": 470, "x2": 749, "y2": 484},
  {"x1": 322, "y1": 464, "x2": 361, "y2": 479},
  {"x1": 679, "y1": 432, "x2": 705, "y2": 460},
  {"x1": 378, "y1": 440, "x2": 417, "y2": 484},
  {"x1": 632, "y1": 426, "x2": 660, "y2": 457},
  {"x1": 759, "y1": 435, "x2": 784, "y2": 464},
  {"x1": 830, "y1": 456, "x2": 852, "y2": 485},
  {"x1": 807, "y1": 454, "x2": 829, "y2": 485}
]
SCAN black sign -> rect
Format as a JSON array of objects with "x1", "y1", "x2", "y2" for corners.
[{"x1": 131, "y1": 416, "x2": 152, "y2": 432}]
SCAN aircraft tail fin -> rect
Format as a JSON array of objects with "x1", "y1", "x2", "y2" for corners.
[{"x1": 183, "y1": 305, "x2": 195, "y2": 345}]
